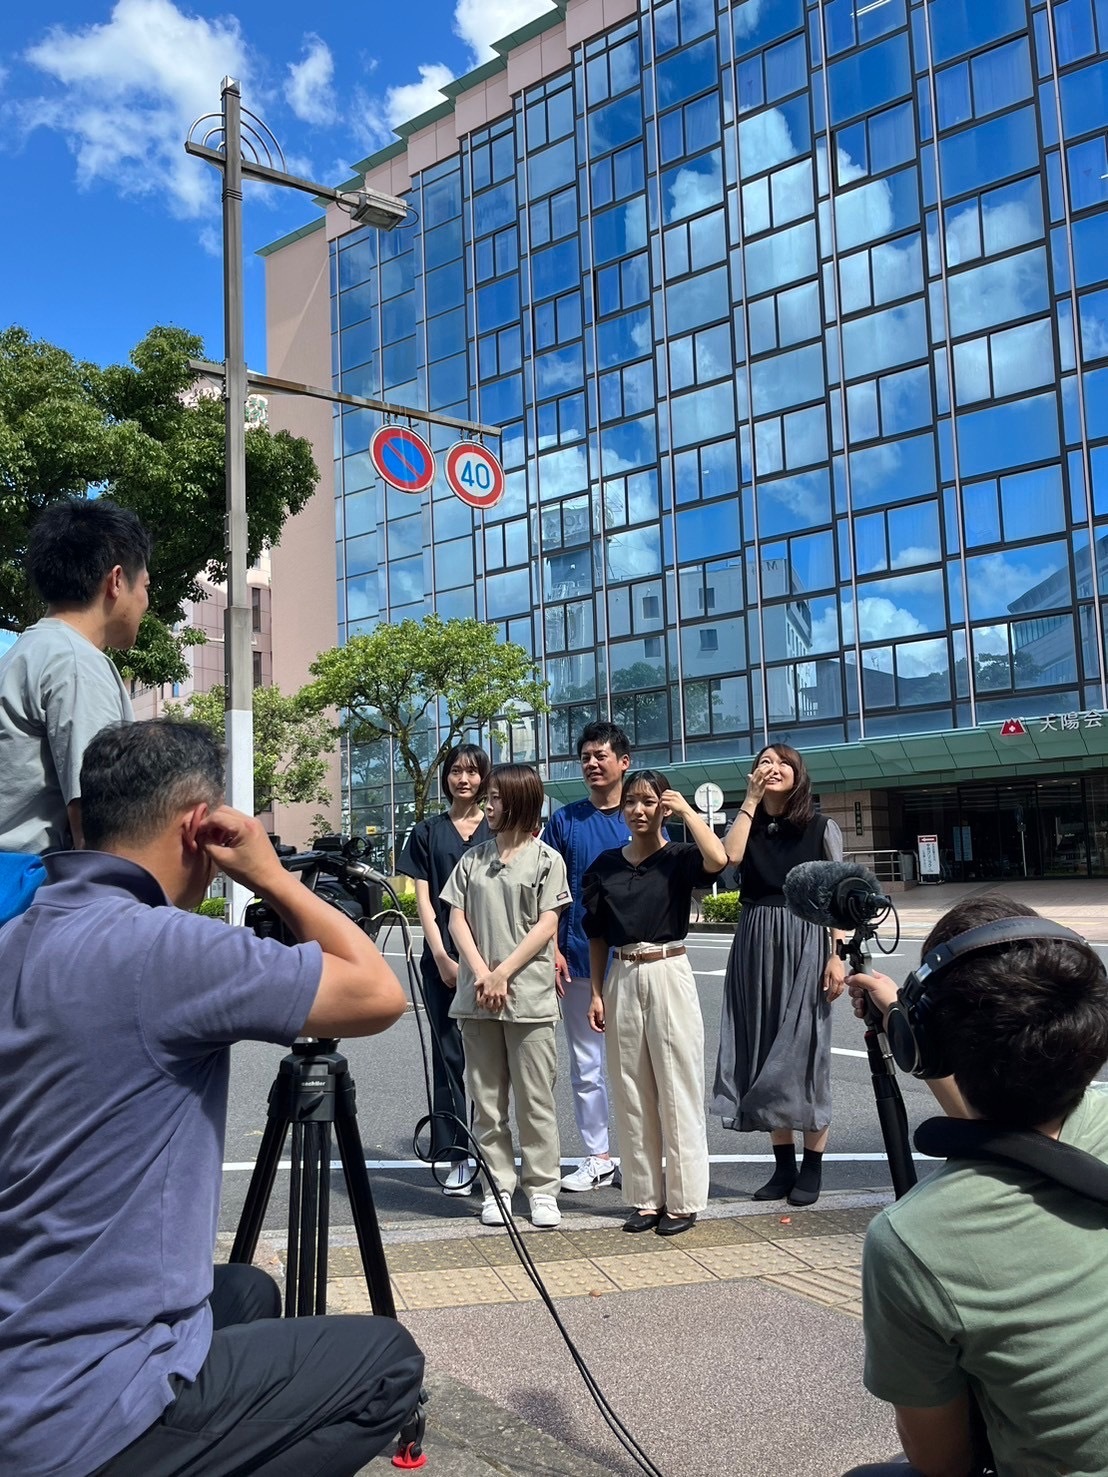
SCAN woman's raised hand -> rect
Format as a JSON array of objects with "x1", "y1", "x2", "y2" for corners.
[
  {"x1": 744, "y1": 767, "x2": 767, "y2": 805},
  {"x1": 660, "y1": 788, "x2": 693, "y2": 822}
]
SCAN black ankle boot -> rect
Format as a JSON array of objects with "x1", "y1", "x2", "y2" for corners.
[
  {"x1": 788, "y1": 1148, "x2": 824, "y2": 1206},
  {"x1": 753, "y1": 1143, "x2": 797, "y2": 1200}
]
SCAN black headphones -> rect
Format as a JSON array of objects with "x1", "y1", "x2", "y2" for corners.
[{"x1": 886, "y1": 918, "x2": 1088, "y2": 1079}]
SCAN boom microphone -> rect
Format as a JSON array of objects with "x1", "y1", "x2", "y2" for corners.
[{"x1": 783, "y1": 860, "x2": 891, "y2": 931}]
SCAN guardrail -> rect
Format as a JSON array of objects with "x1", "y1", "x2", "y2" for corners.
[{"x1": 844, "y1": 848, "x2": 918, "y2": 886}]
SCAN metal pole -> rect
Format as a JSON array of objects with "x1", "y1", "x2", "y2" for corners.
[{"x1": 221, "y1": 77, "x2": 254, "y2": 924}]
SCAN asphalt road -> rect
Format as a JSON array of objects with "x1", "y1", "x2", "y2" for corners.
[{"x1": 218, "y1": 923, "x2": 1108, "y2": 1236}]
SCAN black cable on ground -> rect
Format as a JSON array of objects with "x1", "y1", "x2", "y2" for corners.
[{"x1": 368, "y1": 882, "x2": 668, "y2": 1477}]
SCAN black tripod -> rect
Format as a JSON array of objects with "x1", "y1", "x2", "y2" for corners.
[
  {"x1": 230, "y1": 1038, "x2": 428, "y2": 1467},
  {"x1": 837, "y1": 926, "x2": 918, "y2": 1200}
]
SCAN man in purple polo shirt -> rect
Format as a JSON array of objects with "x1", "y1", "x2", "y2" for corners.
[{"x1": 0, "y1": 719, "x2": 423, "y2": 1477}]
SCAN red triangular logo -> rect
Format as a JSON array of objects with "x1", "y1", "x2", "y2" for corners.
[{"x1": 1000, "y1": 718, "x2": 1027, "y2": 737}]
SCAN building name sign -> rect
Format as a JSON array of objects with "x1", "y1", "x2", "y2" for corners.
[{"x1": 999, "y1": 712, "x2": 1105, "y2": 736}]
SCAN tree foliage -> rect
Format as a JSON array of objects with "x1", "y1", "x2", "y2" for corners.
[
  {"x1": 167, "y1": 684, "x2": 336, "y2": 816},
  {"x1": 302, "y1": 614, "x2": 549, "y2": 821},
  {"x1": 0, "y1": 324, "x2": 319, "y2": 685}
]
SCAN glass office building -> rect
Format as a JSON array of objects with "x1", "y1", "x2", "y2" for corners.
[{"x1": 266, "y1": 0, "x2": 1108, "y2": 879}]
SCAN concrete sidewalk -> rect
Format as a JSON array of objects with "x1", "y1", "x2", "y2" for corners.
[
  {"x1": 874, "y1": 876, "x2": 1108, "y2": 941},
  {"x1": 226, "y1": 1191, "x2": 903, "y2": 1476}
]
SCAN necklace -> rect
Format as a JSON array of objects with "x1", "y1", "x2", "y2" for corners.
[{"x1": 766, "y1": 819, "x2": 779, "y2": 836}]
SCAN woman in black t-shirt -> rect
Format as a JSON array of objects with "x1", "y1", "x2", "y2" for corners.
[
  {"x1": 398, "y1": 743, "x2": 492, "y2": 1194},
  {"x1": 582, "y1": 770, "x2": 726, "y2": 1235}
]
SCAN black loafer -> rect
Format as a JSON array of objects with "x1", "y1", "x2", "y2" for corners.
[
  {"x1": 656, "y1": 1212, "x2": 697, "y2": 1236},
  {"x1": 623, "y1": 1209, "x2": 663, "y2": 1233}
]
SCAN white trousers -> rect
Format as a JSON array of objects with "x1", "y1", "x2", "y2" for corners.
[
  {"x1": 606, "y1": 949, "x2": 709, "y2": 1215},
  {"x1": 562, "y1": 976, "x2": 611, "y2": 1156}
]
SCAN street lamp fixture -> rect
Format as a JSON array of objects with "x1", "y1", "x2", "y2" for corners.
[{"x1": 184, "y1": 77, "x2": 406, "y2": 921}]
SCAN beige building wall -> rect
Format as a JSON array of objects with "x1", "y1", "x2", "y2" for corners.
[{"x1": 265, "y1": 225, "x2": 343, "y2": 848}]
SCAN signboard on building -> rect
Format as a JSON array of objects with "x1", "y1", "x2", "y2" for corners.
[
  {"x1": 369, "y1": 425, "x2": 436, "y2": 494},
  {"x1": 917, "y1": 835, "x2": 941, "y2": 882},
  {"x1": 444, "y1": 441, "x2": 505, "y2": 509}
]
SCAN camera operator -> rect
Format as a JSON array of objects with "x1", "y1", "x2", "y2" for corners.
[
  {"x1": 0, "y1": 497, "x2": 152, "y2": 855},
  {"x1": 0, "y1": 719, "x2": 423, "y2": 1477},
  {"x1": 843, "y1": 895, "x2": 1108, "y2": 1477}
]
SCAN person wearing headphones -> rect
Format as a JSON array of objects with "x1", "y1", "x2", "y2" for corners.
[{"x1": 843, "y1": 893, "x2": 1108, "y2": 1477}]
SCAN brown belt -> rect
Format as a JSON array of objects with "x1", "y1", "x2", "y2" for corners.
[{"x1": 617, "y1": 945, "x2": 686, "y2": 964}]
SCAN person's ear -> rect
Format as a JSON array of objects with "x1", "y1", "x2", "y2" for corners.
[
  {"x1": 183, "y1": 804, "x2": 210, "y2": 854},
  {"x1": 104, "y1": 564, "x2": 125, "y2": 601}
]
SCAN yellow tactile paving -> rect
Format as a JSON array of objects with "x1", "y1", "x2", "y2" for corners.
[
  {"x1": 324, "y1": 1274, "x2": 411, "y2": 1314},
  {"x1": 475, "y1": 1230, "x2": 586, "y2": 1267},
  {"x1": 392, "y1": 1266, "x2": 517, "y2": 1309},
  {"x1": 763, "y1": 1266, "x2": 864, "y2": 1307},
  {"x1": 493, "y1": 1257, "x2": 620, "y2": 1301},
  {"x1": 742, "y1": 1207, "x2": 879, "y2": 1239},
  {"x1": 591, "y1": 1250, "x2": 718, "y2": 1291},
  {"x1": 684, "y1": 1241, "x2": 811, "y2": 1280},
  {"x1": 767, "y1": 1232, "x2": 866, "y2": 1267}
]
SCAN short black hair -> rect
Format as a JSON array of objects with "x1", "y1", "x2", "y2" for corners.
[
  {"x1": 487, "y1": 763, "x2": 545, "y2": 835},
  {"x1": 441, "y1": 743, "x2": 491, "y2": 801},
  {"x1": 80, "y1": 720, "x2": 224, "y2": 850},
  {"x1": 577, "y1": 721, "x2": 631, "y2": 759},
  {"x1": 27, "y1": 498, "x2": 152, "y2": 607},
  {"x1": 922, "y1": 893, "x2": 1108, "y2": 1128}
]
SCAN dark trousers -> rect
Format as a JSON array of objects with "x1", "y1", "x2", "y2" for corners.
[
  {"x1": 422, "y1": 960, "x2": 469, "y2": 1161},
  {"x1": 93, "y1": 1265, "x2": 424, "y2": 1477}
]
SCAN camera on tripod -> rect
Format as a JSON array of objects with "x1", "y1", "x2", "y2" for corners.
[{"x1": 245, "y1": 834, "x2": 386, "y2": 944}]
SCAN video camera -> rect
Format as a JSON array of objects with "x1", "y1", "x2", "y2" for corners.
[{"x1": 245, "y1": 834, "x2": 387, "y2": 944}]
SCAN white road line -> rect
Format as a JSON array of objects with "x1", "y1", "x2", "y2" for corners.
[{"x1": 831, "y1": 1046, "x2": 870, "y2": 1058}]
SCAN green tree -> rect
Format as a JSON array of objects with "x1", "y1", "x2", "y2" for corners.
[
  {"x1": 0, "y1": 324, "x2": 318, "y2": 685},
  {"x1": 302, "y1": 614, "x2": 549, "y2": 821},
  {"x1": 168, "y1": 684, "x2": 336, "y2": 815}
]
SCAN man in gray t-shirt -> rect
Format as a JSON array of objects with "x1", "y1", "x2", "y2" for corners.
[{"x1": 0, "y1": 499, "x2": 151, "y2": 853}]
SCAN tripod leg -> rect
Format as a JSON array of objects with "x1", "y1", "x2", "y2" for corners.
[
  {"x1": 287, "y1": 1121, "x2": 304, "y2": 1313},
  {"x1": 230, "y1": 1110, "x2": 290, "y2": 1266},
  {"x1": 333, "y1": 1109, "x2": 397, "y2": 1317},
  {"x1": 315, "y1": 1123, "x2": 332, "y2": 1316},
  {"x1": 296, "y1": 1122, "x2": 323, "y2": 1318}
]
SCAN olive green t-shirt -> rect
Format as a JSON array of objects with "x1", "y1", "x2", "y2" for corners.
[
  {"x1": 862, "y1": 1089, "x2": 1108, "y2": 1476},
  {"x1": 440, "y1": 838, "x2": 570, "y2": 1024}
]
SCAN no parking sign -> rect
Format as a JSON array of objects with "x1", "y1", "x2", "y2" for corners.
[
  {"x1": 369, "y1": 424, "x2": 436, "y2": 494},
  {"x1": 444, "y1": 441, "x2": 505, "y2": 509}
]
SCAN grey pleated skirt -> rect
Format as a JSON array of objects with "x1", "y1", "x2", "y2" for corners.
[{"x1": 711, "y1": 901, "x2": 832, "y2": 1133}]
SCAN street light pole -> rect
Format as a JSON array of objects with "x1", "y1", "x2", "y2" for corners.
[{"x1": 220, "y1": 77, "x2": 254, "y2": 926}]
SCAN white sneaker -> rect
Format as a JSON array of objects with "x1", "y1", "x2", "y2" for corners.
[
  {"x1": 480, "y1": 1190, "x2": 512, "y2": 1226},
  {"x1": 530, "y1": 1193, "x2": 561, "y2": 1228},
  {"x1": 560, "y1": 1156, "x2": 617, "y2": 1192},
  {"x1": 439, "y1": 1161, "x2": 474, "y2": 1197}
]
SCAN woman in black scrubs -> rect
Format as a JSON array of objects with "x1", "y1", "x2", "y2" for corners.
[{"x1": 398, "y1": 743, "x2": 491, "y2": 1194}]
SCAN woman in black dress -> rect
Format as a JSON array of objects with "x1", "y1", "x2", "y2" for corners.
[
  {"x1": 583, "y1": 771, "x2": 726, "y2": 1235},
  {"x1": 398, "y1": 743, "x2": 491, "y2": 1194},
  {"x1": 712, "y1": 744, "x2": 845, "y2": 1206}
]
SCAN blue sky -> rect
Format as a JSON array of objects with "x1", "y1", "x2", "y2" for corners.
[{"x1": 1, "y1": 0, "x2": 555, "y2": 373}]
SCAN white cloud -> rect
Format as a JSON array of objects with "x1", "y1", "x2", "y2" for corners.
[
  {"x1": 357, "y1": 62, "x2": 454, "y2": 149},
  {"x1": 198, "y1": 223, "x2": 221, "y2": 257},
  {"x1": 285, "y1": 34, "x2": 336, "y2": 127},
  {"x1": 15, "y1": 0, "x2": 251, "y2": 218},
  {"x1": 454, "y1": 0, "x2": 557, "y2": 64}
]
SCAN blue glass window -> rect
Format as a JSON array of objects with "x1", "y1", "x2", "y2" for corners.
[
  {"x1": 473, "y1": 180, "x2": 516, "y2": 233},
  {"x1": 829, "y1": 34, "x2": 912, "y2": 128},
  {"x1": 598, "y1": 308, "x2": 654, "y2": 368},
  {"x1": 842, "y1": 300, "x2": 928, "y2": 379},
  {"x1": 756, "y1": 468, "x2": 831, "y2": 536},
  {"x1": 661, "y1": 150, "x2": 724, "y2": 224},
  {"x1": 928, "y1": 0, "x2": 1027, "y2": 67},
  {"x1": 752, "y1": 344, "x2": 825, "y2": 415},
  {"x1": 971, "y1": 37, "x2": 1033, "y2": 117},
  {"x1": 666, "y1": 267, "x2": 728, "y2": 334},
  {"x1": 677, "y1": 502, "x2": 741, "y2": 560},
  {"x1": 589, "y1": 93, "x2": 643, "y2": 155},
  {"x1": 601, "y1": 416, "x2": 658, "y2": 471},
  {"x1": 670, "y1": 382, "x2": 736, "y2": 447},
  {"x1": 738, "y1": 95, "x2": 811, "y2": 176},
  {"x1": 532, "y1": 239, "x2": 580, "y2": 299},
  {"x1": 745, "y1": 221, "x2": 816, "y2": 295},
  {"x1": 1061, "y1": 57, "x2": 1108, "y2": 140},
  {"x1": 486, "y1": 568, "x2": 532, "y2": 619},
  {"x1": 528, "y1": 138, "x2": 576, "y2": 198},
  {"x1": 850, "y1": 432, "x2": 937, "y2": 510},
  {"x1": 946, "y1": 247, "x2": 1049, "y2": 336},
  {"x1": 593, "y1": 198, "x2": 648, "y2": 263},
  {"x1": 956, "y1": 392, "x2": 1060, "y2": 477},
  {"x1": 835, "y1": 167, "x2": 920, "y2": 252},
  {"x1": 1073, "y1": 211, "x2": 1108, "y2": 287},
  {"x1": 476, "y1": 277, "x2": 520, "y2": 332},
  {"x1": 656, "y1": 35, "x2": 719, "y2": 108},
  {"x1": 733, "y1": 0, "x2": 803, "y2": 57},
  {"x1": 423, "y1": 171, "x2": 462, "y2": 228},
  {"x1": 939, "y1": 105, "x2": 1038, "y2": 199}
]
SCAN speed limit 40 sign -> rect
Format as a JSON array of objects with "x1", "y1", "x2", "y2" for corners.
[{"x1": 444, "y1": 441, "x2": 505, "y2": 510}]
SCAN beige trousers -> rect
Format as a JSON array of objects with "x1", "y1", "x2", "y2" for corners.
[
  {"x1": 460, "y1": 1018, "x2": 560, "y2": 1200},
  {"x1": 606, "y1": 949, "x2": 709, "y2": 1215}
]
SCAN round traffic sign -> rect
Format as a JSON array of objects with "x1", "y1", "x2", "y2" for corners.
[
  {"x1": 695, "y1": 782, "x2": 724, "y2": 815},
  {"x1": 369, "y1": 424, "x2": 436, "y2": 494},
  {"x1": 444, "y1": 441, "x2": 505, "y2": 509}
]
